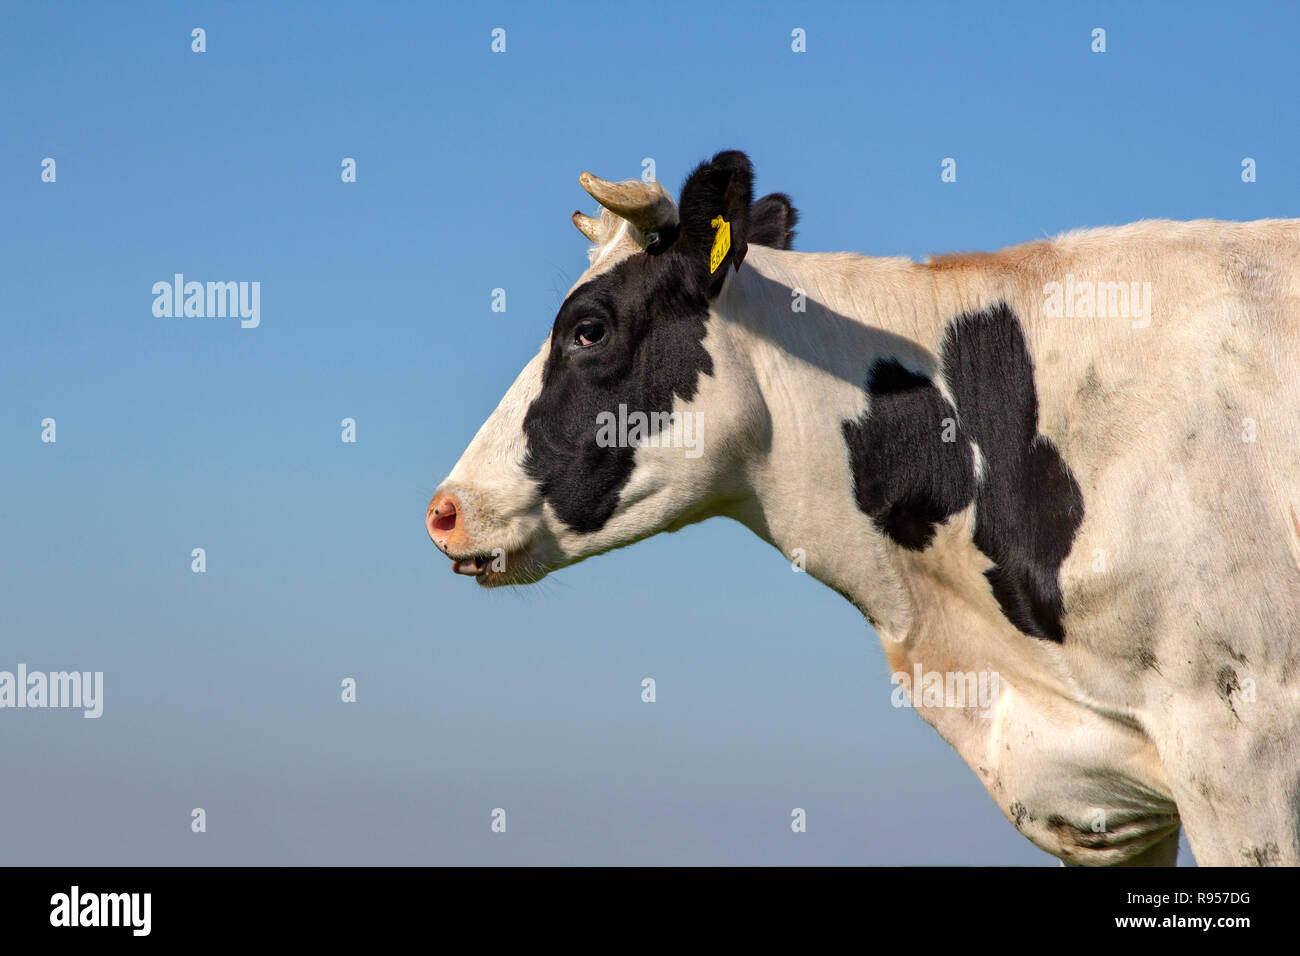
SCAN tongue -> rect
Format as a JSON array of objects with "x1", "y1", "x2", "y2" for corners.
[{"x1": 452, "y1": 557, "x2": 484, "y2": 576}]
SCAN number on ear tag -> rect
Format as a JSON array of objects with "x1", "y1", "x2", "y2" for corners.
[{"x1": 709, "y1": 216, "x2": 731, "y2": 274}]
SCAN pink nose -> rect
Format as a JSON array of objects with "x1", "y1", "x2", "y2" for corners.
[{"x1": 427, "y1": 491, "x2": 462, "y2": 548}]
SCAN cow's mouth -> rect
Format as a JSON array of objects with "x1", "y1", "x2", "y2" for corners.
[
  {"x1": 451, "y1": 555, "x2": 490, "y2": 576},
  {"x1": 448, "y1": 546, "x2": 546, "y2": 587}
]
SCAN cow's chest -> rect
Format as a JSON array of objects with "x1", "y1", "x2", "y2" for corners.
[
  {"x1": 879, "y1": 531, "x2": 1180, "y2": 863},
  {"x1": 886, "y1": 626, "x2": 1179, "y2": 862}
]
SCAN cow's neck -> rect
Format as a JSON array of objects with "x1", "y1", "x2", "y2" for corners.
[{"x1": 715, "y1": 245, "x2": 989, "y2": 642}]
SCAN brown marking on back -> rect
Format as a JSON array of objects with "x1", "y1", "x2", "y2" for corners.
[{"x1": 923, "y1": 240, "x2": 1055, "y2": 274}]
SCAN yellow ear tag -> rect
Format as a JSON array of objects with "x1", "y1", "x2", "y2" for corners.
[{"x1": 708, "y1": 216, "x2": 731, "y2": 274}]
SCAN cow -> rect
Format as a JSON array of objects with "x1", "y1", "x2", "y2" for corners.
[{"x1": 428, "y1": 150, "x2": 1300, "y2": 866}]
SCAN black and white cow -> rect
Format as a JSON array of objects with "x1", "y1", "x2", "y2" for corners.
[{"x1": 429, "y1": 150, "x2": 1300, "y2": 866}]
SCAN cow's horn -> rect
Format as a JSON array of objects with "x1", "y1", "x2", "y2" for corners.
[
  {"x1": 578, "y1": 172, "x2": 678, "y2": 236},
  {"x1": 571, "y1": 210, "x2": 602, "y2": 241}
]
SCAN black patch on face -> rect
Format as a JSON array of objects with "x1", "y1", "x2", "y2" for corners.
[
  {"x1": 841, "y1": 360, "x2": 974, "y2": 550},
  {"x1": 522, "y1": 254, "x2": 715, "y2": 532},
  {"x1": 522, "y1": 151, "x2": 763, "y2": 533},
  {"x1": 841, "y1": 303, "x2": 1084, "y2": 642}
]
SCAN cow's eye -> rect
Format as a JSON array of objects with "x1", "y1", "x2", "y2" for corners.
[{"x1": 573, "y1": 320, "x2": 607, "y2": 348}]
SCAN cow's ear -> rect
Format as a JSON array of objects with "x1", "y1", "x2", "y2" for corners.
[
  {"x1": 748, "y1": 193, "x2": 798, "y2": 250},
  {"x1": 677, "y1": 150, "x2": 755, "y2": 295}
]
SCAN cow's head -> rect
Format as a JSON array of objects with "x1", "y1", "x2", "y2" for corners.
[{"x1": 427, "y1": 150, "x2": 796, "y2": 585}]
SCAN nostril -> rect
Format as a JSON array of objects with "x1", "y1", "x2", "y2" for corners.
[
  {"x1": 427, "y1": 492, "x2": 461, "y2": 541},
  {"x1": 432, "y1": 506, "x2": 456, "y2": 534}
]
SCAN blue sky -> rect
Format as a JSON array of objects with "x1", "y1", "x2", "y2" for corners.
[{"x1": 2, "y1": 0, "x2": 1294, "y2": 864}]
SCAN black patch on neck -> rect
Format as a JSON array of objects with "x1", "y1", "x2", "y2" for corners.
[
  {"x1": 940, "y1": 305, "x2": 1084, "y2": 641},
  {"x1": 840, "y1": 303, "x2": 1084, "y2": 642},
  {"x1": 841, "y1": 360, "x2": 974, "y2": 550}
]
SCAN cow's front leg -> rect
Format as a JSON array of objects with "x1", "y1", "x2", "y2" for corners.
[{"x1": 1148, "y1": 686, "x2": 1300, "y2": 866}]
